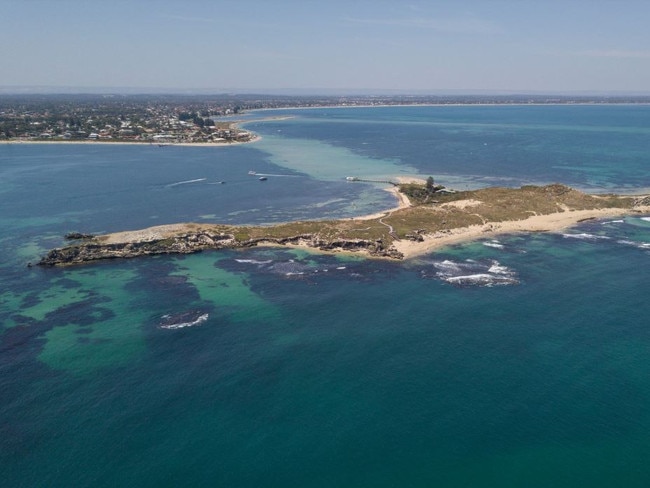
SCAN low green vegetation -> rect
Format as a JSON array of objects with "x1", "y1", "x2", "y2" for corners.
[
  {"x1": 217, "y1": 183, "x2": 638, "y2": 244},
  {"x1": 41, "y1": 182, "x2": 644, "y2": 266}
]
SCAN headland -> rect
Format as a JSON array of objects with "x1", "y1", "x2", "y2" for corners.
[{"x1": 37, "y1": 183, "x2": 650, "y2": 266}]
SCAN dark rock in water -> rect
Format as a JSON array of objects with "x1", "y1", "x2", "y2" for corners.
[{"x1": 65, "y1": 232, "x2": 96, "y2": 240}]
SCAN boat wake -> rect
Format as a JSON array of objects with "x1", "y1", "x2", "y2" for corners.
[
  {"x1": 165, "y1": 178, "x2": 207, "y2": 188},
  {"x1": 248, "y1": 171, "x2": 300, "y2": 178}
]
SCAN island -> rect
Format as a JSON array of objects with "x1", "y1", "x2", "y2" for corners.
[{"x1": 37, "y1": 182, "x2": 650, "y2": 266}]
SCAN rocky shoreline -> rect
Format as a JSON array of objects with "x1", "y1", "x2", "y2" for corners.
[
  {"x1": 36, "y1": 184, "x2": 650, "y2": 267},
  {"x1": 37, "y1": 231, "x2": 403, "y2": 266}
]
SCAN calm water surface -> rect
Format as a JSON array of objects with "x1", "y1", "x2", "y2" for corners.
[{"x1": 2, "y1": 105, "x2": 650, "y2": 487}]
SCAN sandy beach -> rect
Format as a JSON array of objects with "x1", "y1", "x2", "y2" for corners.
[
  {"x1": 391, "y1": 205, "x2": 650, "y2": 259},
  {"x1": 92, "y1": 184, "x2": 650, "y2": 262}
]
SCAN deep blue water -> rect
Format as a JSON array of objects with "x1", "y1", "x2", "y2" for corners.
[{"x1": 2, "y1": 105, "x2": 650, "y2": 487}]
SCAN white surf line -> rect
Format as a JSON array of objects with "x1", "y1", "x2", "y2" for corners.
[{"x1": 166, "y1": 178, "x2": 207, "y2": 187}]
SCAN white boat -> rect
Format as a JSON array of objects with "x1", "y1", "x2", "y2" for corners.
[
  {"x1": 259, "y1": 176, "x2": 268, "y2": 181},
  {"x1": 248, "y1": 170, "x2": 256, "y2": 175}
]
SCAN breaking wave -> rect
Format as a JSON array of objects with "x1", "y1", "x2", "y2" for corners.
[
  {"x1": 617, "y1": 239, "x2": 650, "y2": 250},
  {"x1": 483, "y1": 240, "x2": 505, "y2": 249},
  {"x1": 562, "y1": 233, "x2": 611, "y2": 240},
  {"x1": 422, "y1": 259, "x2": 519, "y2": 287},
  {"x1": 235, "y1": 259, "x2": 273, "y2": 265},
  {"x1": 601, "y1": 220, "x2": 625, "y2": 225},
  {"x1": 230, "y1": 255, "x2": 361, "y2": 280},
  {"x1": 159, "y1": 311, "x2": 209, "y2": 330}
]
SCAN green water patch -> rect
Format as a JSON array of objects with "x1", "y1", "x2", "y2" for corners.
[
  {"x1": 254, "y1": 134, "x2": 418, "y2": 182},
  {"x1": 14, "y1": 234, "x2": 65, "y2": 265},
  {"x1": 6, "y1": 280, "x2": 90, "y2": 328},
  {"x1": 170, "y1": 253, "x2": 280, "y2": 324},
  {"x1": 37, "y1": 266, "x2": 147, "y2": 375}
]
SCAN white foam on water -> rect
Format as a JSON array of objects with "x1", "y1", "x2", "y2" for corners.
[
  {"x1": 444, "y1": 274, "x2": 517, "y2": 287},
  {"x1": 488, "y1": 261, "x2": 511, "y2": 275},
  {"x1": 562, "y1": 233, "x2": 611, "y2": 240},
  {"x1": 483, "y1": 241, "x2": 504, "y2": 249},
  {"x1": 160, "y1": 313, "x2": 209, "y2": 330},
  {"x1": 641, "y1": 217, "x2": 650, "y2": 222},
  {"x1": 602, "y1": 220, "x2": 624, "y2": 225},
  {"x1": 433, "y1": 260, "x2": 463, "y2": 272},
  {"x1": 235, "y1": 259, "x2": 273, "y2": 265},
  {"x1": 427, "y1": 258, "x2": 518, "y2": 287}
]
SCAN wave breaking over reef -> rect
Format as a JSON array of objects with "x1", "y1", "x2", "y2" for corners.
[
  {"x1": 421, "y1": 258, "x2": 520, "y2": 287},
  {"x1": 159, "y1": 311, "x2": 209, "y2": 330}
]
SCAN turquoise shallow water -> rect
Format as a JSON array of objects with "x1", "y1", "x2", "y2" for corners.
[{"x1": 2, "y1": 105, "x2": 650, "y2": 487}]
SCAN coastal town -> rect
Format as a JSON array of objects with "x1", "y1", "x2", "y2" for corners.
[
  {"x1": 0, "y1": 94, "x2": 259, "y2": 144},
  {"x1": 3, "y1": 93, "x2": 650, "y2": 144}
]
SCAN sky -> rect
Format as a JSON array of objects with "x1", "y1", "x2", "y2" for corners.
[{"x1": 2, "y1": 0, "x2": 650, "y2": 94}]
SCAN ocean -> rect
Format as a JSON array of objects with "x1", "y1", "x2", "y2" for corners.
[{"x1": 2, "y1": 105, "x2": 650, "y2": 487}]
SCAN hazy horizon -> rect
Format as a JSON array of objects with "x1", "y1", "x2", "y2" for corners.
[
  {"x1": 2, "y1": 0, "x2": 649, "y2": 94},
  {"x1": 2, "y1": 86, "x2": 650, "y2": 97}
]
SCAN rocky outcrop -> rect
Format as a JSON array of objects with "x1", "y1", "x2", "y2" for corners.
[
  {"x1": 64, "y1": 232, "x2": 96, "y2": 240},
  {"x1": 634, "y1": 196, "x2": 650, "y2": 207},
  {"x1": 37, "y1": 232, "x2": 404, "y2": 266}
]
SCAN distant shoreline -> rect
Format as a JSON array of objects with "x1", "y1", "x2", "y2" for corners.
[
  {"x1": 246, "y1": 101, "x2": 650, "y2": 115},
  {"x1": 2, "y1": 135, "x2": 261, "y2": 147}
]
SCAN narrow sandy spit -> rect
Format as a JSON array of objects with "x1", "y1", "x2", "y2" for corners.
[{"x1": 350, "y1": 185, "x2": 412, "y2": 221}]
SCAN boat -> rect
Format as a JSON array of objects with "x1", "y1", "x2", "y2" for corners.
[
  {"x1": 259, "y1": 176, "x2": 268, "y2": 181},
  {"x1": 248, "y1": 170, "x2": 256, "y2": 175}
]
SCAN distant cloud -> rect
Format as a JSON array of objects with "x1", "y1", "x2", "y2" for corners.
[{"x1": 344, "y1": 16, "x2": 502, "y2": 35}]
